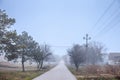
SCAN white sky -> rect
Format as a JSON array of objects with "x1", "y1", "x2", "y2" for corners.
[{"x1": 0, "y1": 0, "x2": 120, "y2": 56}]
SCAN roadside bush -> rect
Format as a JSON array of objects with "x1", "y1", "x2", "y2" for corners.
[
  {"x1": 103, "y1": 65, "x2": 120, "y2": 75},
  {"x1": 84, "y1": 65, "x2": 100, "y2": 75},
  {"x1": 77, "y1": 64, "x2": 120, "y2": 75}
]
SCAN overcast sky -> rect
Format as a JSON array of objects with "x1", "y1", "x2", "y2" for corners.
[{"x1": 0, "y1": 0, "x2": 120, "y2": 56}]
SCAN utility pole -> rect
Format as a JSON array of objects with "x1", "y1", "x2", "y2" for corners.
[
  {"x1": 83, "y1": 34, "x2": 91, "y2": 65},
  {"x1": 83, "y1": 34, "x2": 91, "y2": 48}
]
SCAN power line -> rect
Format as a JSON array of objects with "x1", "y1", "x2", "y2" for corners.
[
  {"x1": 94, "y1": 4, "x2": 120, "y2": 36},
  {"x1": 93, "y1": 6, "x2": 120, "y2": 38},
  {"x1": 100, "y1": 16, "x2": 120, "y2": 37},
  {"x1": 89, "y1": 0, "x2": 116, "y2": 34},
  {"x1": 51, "y1": 45, "x2": 72, "y2": 48}
]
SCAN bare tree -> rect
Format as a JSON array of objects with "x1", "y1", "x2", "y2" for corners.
[
  {"x1": 87, "y1": 41, "x2": 105, "y2": 65},
  {"x1": 40, "y1": 44, "x2": 52, "y2": 69},
  {"x1": 32, "y1": 44, "x2": 52, "y2": 70},
  {"x1": 31, "y1": 45, "x2": 42, "y2": 70},
  {"x1": 68, "y1": 44, "x2": 85, "y2": 71}
]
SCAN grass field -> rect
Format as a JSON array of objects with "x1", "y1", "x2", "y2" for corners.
[
  {"x1": 0, "y1": 70, "x2": 47, "y2": 80},
  {"x1": 68, "y1": 65, "x2": 120, "y2": 80},
  {"x1": 0, "y1": 61, "x2": 56, "y2": 80}
]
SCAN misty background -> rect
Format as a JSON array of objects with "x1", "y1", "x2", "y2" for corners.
[{"x1": 0, "y1": 0, "x2": 120, "y2": 57}]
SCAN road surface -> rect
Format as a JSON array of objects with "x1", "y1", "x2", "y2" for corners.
[{"x1": 33, "y1": 61, "x2": 77, "y2": 80}]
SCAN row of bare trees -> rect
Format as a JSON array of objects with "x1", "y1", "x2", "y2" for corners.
[
  {"x1": 67, "y1": 42, "x2": 105, "y2": 71},
  {"x1": 0, "y1": 9, "x2": 52, "y2": 72}
]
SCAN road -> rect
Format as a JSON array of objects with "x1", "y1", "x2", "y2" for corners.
[{"x1": 33, "y1": 60, "x2": 77, "y2": 80}]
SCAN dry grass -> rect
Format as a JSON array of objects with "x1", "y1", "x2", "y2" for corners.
[
  {"x1": 0, "y1": 63, "x2": 53, "y2": 80},
  {"x1": 68, "y1": 64, "x2": 120, "y2": 80},
  {"x1": 0, "y1": 61, "x2": 55, "y2": 80},
  {"x1": 77, "y1": 76, "x2": 120, "y2": 80},
  {"x1": 0, "y1": 70, "x2": 47, "y2": 80}
]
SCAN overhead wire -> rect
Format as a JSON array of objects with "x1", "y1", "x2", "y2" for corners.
[
  {"x1": 93, "y1": 1, "x2": 120, "y2": 38},
  {"x1": 51, "y1": 45, "x2": 72, "y2": 48},
  {"x1": 93, "y1": 4, "x2": 120, "y2": 38},
  {"x1": 88, "y1": 0, "x2": 116, "y2": 34}
]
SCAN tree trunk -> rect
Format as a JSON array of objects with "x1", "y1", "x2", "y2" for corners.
[
  {"x1": 22, "y1": 60, "x2": 25, "y2": 72},
  {"x1": 40, "y1": 60, "x2": 43, "y2": 69},
  {"x1": 38, "y1": 62, "x2": 41, "y2": 71},
  {"x1": 37, "y1": 63, "x2": 39, "y2": 70},
  {"x1": 22, "y1": 53, "x2": 25, "y2": 72},
  {"x1": 75, "y1": 63, "x2": 79, "y2": 71},
  {"x1": 76, "y1": 66, "x2": 78, "y2": 71}
]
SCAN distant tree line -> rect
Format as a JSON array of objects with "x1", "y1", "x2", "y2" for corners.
[
  {"x1": 0, "y1": 9, "x2": 52, "y2": 72},
  {"x1": 67, "y1": 42, "x2": 105, "y2": 71}
]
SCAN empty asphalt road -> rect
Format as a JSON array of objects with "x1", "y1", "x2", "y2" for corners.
[{"x1": 33, "y1": 60, "x2": 77, "y2": 80}]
